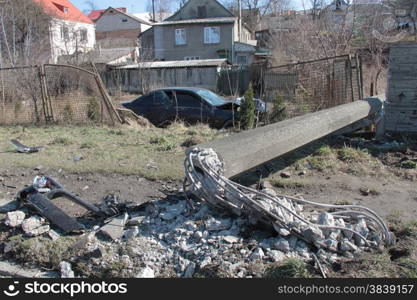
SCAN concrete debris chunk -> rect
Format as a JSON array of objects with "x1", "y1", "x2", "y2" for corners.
[
  {"x1": 22, "y1": 216, "x2": 50, "y2": 236},
  {"x1": 99, "y1": 213, "x2": 128, "y2": 241},
  {"x1": 273, "y1": 238, "x2": 291, "y2": 252},
  {"x1": 250, "y1": 248, "x2": 264, "y2": 260},
  {"x1": 59, "y1": 261, "x2": 75, "y2": 278},
  {"x1": 222, "y1": 235, "x2": 240, "y2": 244},
  {"x1": 136, "y1": 266, "x2": 155, "y2": 278},
  {"x1": 123, "y1": 226, "x2": 139, "y2": 240},
  {"x1": 205, "y1": 217, "x2": 232, "y2": 231},
  {"x1": 183, "y1": 262, "x2": 196, "y2": 278},
  {"x1": 5, "y1": 210, "x2": 26, "y2": 227},
  {"x1": 48, "y1": 229, "x2": 61, "y2": 241},
  {"x1": 268, "y1": 250, "x2": 286, "y2": 262}
]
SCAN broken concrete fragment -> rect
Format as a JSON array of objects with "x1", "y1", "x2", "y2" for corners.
[
  {"x1": 126, "y1": 216, "x2": 145, "y2": 226},
  {"x1": 59, "y1": 261, "x2": 75, "y2": 278},
  {"x1": 22, "y1": 216, "x2": 49, "y2": 237},
  {"x1": 222, "y1": 235, "x2": 240, "y2": 244},
  {"x1": 123, "y1": 226, "x2": 139, "y2": 240},
  {"x1": 48, "y1": 229, "x2": 61, "y2": 241},
  {"x1": 5, "y1": 210, "x2": 26, "y2": 227},
  {"x1": 278, "y1": 228, "x2": 291, "y2": 237},
  {"x1": 318, "y1": 212, "x2": 335, "y2": 226},
  {"x1": 268, "y1": 250, "x2": 286, "y2": 262},
  {"x1": 0, "y1": 199, "x2": 19, "y2": 213},
  {"x1": 340, "y1": 239, "x2": 358, "y2": 252},
  {"x1": 99, "y1": 213, "x2": 128, "y2": 241},
  {"x1": 28, "y1": 225, "x2": 50, "y2": 237},
  {"x1": 250, "y1": 248, "x2": 264, "y2": 260},
  {"x1": 199, "y1": 256, "x2": 212, "y2": 268},
  {"x1": 136, "y1": 266, "x2": 155, "y2": 278},
  {"x1": 183, "y1": 262, "x2": 196, "y2": 278},
  {"x1": 273, "y1": 238, "x2": 291, "y2": 252},
  {"x1": 205, "y1": 217, "x2": 232, "y2": 231}
]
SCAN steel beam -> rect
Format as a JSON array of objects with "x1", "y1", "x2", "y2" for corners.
[{"x1": 194, "y1": 97, "x2": 383, "y2": 178}]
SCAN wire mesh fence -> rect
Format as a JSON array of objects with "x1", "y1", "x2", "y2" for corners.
[
  {"x1": 217, "y1": 55, "x2": 363, "y2": 119},
  {"x1": 265, "y1": 55, "x2": 363, "y2": 117},
  {"x1": 0, "y1": 64, "x2": 122, "y2": 126}
]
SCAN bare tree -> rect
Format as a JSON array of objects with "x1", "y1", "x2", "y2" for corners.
[
  {"x1": 147, "y1": 0, "x2": 174, "y2": 21},
  {"x1": 0, "y1": 0, "x2": 51, "y2": 66}
]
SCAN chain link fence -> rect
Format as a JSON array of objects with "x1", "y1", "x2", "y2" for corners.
[{"x1": 0, "y1": 64, "x2": 122, "y2": 126}]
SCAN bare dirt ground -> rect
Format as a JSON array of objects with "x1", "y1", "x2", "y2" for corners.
[{"x1": 0, "y1": 167, "x2": 173, "y2": 217}]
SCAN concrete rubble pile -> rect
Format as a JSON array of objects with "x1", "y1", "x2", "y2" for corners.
[{"x1": 184, "y1": 148, "x2": 394, "y2": 258}]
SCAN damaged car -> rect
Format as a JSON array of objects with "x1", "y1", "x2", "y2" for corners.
[{"x1": 121, "y1": 87, "x2": 266, "y2": 129}]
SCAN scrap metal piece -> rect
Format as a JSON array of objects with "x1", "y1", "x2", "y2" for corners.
[
  {"x1": 25, "y1": 193, "x2": 84, "y2": 233},
  {"x1": 10, "y1": 139, "x2": 43, "y2": 153}
]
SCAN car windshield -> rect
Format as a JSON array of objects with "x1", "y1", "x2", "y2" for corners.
[{"x1": 195, "y1": 89, "x2": 226, "y2": 106}]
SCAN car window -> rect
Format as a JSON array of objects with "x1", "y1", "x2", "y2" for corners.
[
  {"x1": 174, "y1": 92, "x2": 203, "y2": 108},
  {"x1": 152, "y1": 91, "x2": 171, "y2": 105},
  {"x1": 195, "y1": 89, "x2": 226, "y2": 106}
]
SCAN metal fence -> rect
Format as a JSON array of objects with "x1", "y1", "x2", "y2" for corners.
[
  {"x1": 0, "y1": 64, "x2": 122, "y2": 126},
  {"x1": 218, "y1": 55, "x2": 363, "y2": 118},
  {"x1": 265, "y1": 55, "x2": 363, "y2": 117}
]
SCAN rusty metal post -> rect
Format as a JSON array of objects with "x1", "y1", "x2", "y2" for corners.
[{"x1": 194, "y1": 97, "x2": 383, "y2": 178}]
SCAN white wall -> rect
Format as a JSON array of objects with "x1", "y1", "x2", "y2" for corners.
[{"x1": 49, "y1": 19, "x2": 95, "y2": 63}]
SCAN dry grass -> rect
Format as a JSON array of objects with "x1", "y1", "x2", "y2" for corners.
[{"x1": 0, "y1": 122, "x2": 225, "y2": 181}]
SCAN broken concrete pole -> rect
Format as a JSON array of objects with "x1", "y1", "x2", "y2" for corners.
[
  {"x1": 5, "y1": 211, "x2": 26, "y2": 227},
  {"x1": 99, "y1": 213, "x2": 128, "y2": 241},
  {"x1": 195, "y1": 97, "x2": 383, "y2": 178}
]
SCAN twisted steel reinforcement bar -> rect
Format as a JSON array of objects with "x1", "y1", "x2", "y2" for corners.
[{"x1": 194, "y1": 96, "x2": 383, "y2": 178}]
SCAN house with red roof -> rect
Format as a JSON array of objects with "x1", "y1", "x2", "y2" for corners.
[
  {"x1": 88, "y1": 8, "x2": 127, "y2": 22},
  {"x1": 33, "y1": 0, "x2": 95, "y2": 63}
]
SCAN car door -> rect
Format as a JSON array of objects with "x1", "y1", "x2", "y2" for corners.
[
  {"x1": 172, "y1": 91, "x2": 212, "y2": 125},
  {"x1": 146, "y1": 90, "x2": 173, "y2": 126}
]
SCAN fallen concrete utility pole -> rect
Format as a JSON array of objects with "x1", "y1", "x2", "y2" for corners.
[
  {"x1": 197, "y1": 97, "x2": 383, "y2": 178},
  {"x1": 184, "y1": 97, "x2": 392, "y2": 256}
]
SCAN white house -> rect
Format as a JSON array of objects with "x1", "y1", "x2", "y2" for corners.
[{"x1": 34, "y1": 0, "x2": 95, "y2": 63}]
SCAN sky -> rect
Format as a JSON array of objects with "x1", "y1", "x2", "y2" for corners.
[{"x1": 71, "y1": 0, "x2": 307, "y2": 15}]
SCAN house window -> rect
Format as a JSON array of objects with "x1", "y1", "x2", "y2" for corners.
[
  {"x1": 204, "y1": 27, "x2": 220, "y2": 44},
  {"x1": 198, "y1": 5, "x2": 207, "y2": 18},
  {"x1": 61, "y1": 26, "x2": 69, "y2": 40},
  {"x1": 122, "y1": 18, "x2": 128, "y2": 23},
  {"x1": 79, "y1": 29, "x2": 88, "y2": 42},
  {"x1": 175, "y1": 28, "x2": 186, "y2": 45},
  {"x1": 237, "y1": 55, "x2": 248, "y2": 65},
  {"x1": 63, "y1": 7, "x2": 68, "y2": 14},
  {"x1": 184, "y1": 56, "x2": 200, "y2": 60}
]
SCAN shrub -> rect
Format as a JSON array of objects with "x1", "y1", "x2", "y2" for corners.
[
  {"x1": 239, "y1": 83, "x2": 255, "y2": 130},
  {"x1": 269, "y1": 93, "x2": 287, "y2": 123},
  {"x1": 87, "y1": 97, "x2": 100, "y2": 122}
]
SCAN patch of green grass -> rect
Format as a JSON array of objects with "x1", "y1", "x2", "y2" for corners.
[
  {"x1": 400, "y1": 160, "x2": 417, "y2": 169},
  {"x1": 270, "y1": 178, "x2": 313, "y2": 189},
  {"x1": 50, "y1": 136, "x2": 73, "y2": 145},
  {"x1": 314, "y1": 144, "x2": 334, "y2": 156},
  {"x1": 265, "y1": 258, "x2": 312, "y2": 278},
  {"x1": 8, "y1": 234, "x2": 78, "y2": 268},
  {"x1": 337, "y1": 146, "x2": 370, "y2": 163},
  {"x1": 80, "y1": 141, "x2": 96, "y2": 149},
  {"x1": 403, "y1": 221, "x2": 417, "y2": 237},
  {"x1": 0, "y1": 124, "x2": 223, "y2": 181}
]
